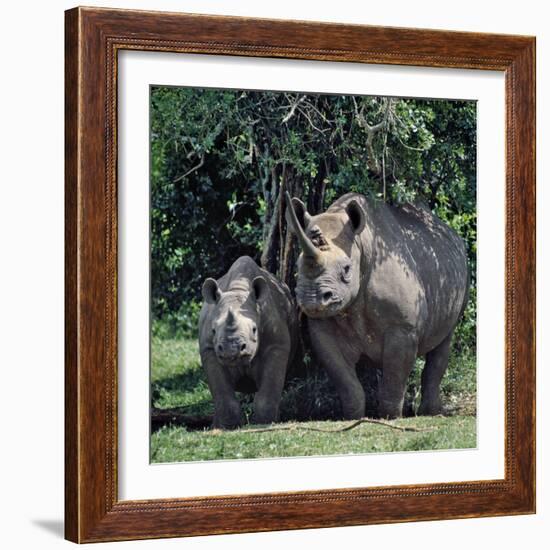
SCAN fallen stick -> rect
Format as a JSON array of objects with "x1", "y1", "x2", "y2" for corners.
[
  {"x1": 152, "y1": 407, "x2": 432, "y2": 434},
  {"x1": 212, "y1": 418, "x2": 432, "y2": 435}
]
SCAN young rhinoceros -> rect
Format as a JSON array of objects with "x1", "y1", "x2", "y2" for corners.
[{"x1": 199, "y1": 256, "x2": 298, "y2": 429}]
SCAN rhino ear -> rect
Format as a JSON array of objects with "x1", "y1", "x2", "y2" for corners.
[
  {"x1": 285, "y1": 196, "x2": 311, "y2": 232},
  {"x1": 202, "y1": 278, "x2": 221, "y2": 304},
  {"x1": 252, "y1": 276, "x2": 268, "y2": 303},
  {"x1": 346, "y1": 200, "x2": 366, "y2": 235}
]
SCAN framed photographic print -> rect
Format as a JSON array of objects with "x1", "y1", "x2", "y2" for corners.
[{"x1": 65, "y1": 6, "x2": 535, "y2": 543}]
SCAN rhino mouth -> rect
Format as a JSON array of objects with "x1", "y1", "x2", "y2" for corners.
[
  {"x1": 300, "y1": 306, "x2": 344, "y2": 319},
  {"x1": 216, "y1": 352, "x2": 254, "y2": 367},
  {"x1": 298, "y1": 298, "x2": 345, "y2": 319}
]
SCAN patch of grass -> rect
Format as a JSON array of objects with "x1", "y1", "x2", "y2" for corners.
[
  {"x1": 442, "y1": 350, "x2": 477, "y2": 415},
  {"x1": 151, "y1": 416, "x2": 476, "y2": 463},
  {"x1": 151, "y1": 333, "x2": 477, "y2": 462},
  {"x1": 151, "y1": 336, "x2": 213, "y2": 416}
]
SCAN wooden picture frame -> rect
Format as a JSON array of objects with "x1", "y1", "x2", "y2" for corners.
[{"x1": 65, "y1": 6, "x2": 536, "y2": 543}]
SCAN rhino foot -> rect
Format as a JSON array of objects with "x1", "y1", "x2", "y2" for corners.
[
  {"x1": 417, "y1": 399, "x2": 443, "y2": 416},
  {"x1": 377, "y1": 399, "x2": 404, "y2": 420},
  {"x1": 212, "y1": 400, "x2": 242, "y2": 429}
]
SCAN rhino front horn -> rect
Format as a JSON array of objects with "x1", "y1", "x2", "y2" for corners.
[
  {"x1": 226, "y1": 307, "x2": 237, "y2": 328},
  {"x1": 285, "y1": 192, "x2": 320, "y2": 260}
]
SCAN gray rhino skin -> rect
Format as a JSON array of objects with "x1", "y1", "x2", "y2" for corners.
[
  {"x1": 199, "y1": 256, "x2": 298, "y2": 428},
  {"x1": 286, "y1": 192, "x2": 469, "y2": 419}
]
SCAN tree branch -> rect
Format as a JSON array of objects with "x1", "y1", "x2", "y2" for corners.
[
  {"x1": 282, "y1": 95, "x2": 307, "y2": 123},
  {"x1": 173, "y1": 154, "x2": 205, "y2": 183}
]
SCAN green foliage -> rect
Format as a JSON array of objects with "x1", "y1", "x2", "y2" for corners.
[
  {"x1": 453, "y1": 287, "x2": 477, "y2": 353},
  {"x1": 150, "y1": 87, "x2": 477, "y2": 350},
  {"x1": 152, "y1": 300, "x2": 202, "y2": 340}
]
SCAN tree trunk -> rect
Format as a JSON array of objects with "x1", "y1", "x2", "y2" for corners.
[
  {"x1": 307, "y1": 158, "x2": 329, "y2": 215},
  {"x1": 280, "y1": 174, "x2": 303, "y2": 291},
  {"x1": 260, "y1": 163, "x2": 281, "y2": 272},
  {"x1": 262, "y1": 162, "x2": 329, "y2": 293}
]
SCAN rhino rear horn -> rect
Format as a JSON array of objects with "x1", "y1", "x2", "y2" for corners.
[
  {"x1": 285, "y1": 192, "x2": 319, "y2": 259},
  {"x1": 202, "y1": 278, "x2": 221, "y2": 304}
]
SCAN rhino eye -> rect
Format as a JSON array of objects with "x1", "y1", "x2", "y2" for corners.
[
  {"x1": 212, "y1": 328, "x2": 216, "y2": 335},
  {"x1": 342, "y1": 264, "x2": 352, "y2": 282}
]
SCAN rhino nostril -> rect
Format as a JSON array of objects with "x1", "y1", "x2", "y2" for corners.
[
  {"x1": 217, "y1": 344, "x2": 223, "y2": 353},
  {"x1": 322, "y1": 291, "x2": 334, "y2": 303},
  {"x1": 240, "y1": 343, "x2": 247, "y2": 352}
]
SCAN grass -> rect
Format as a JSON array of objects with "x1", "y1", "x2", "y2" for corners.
[
  {"x1": 151, "y1": 337, "x2": 214, "y2": 416},
  {"x1": 150, "y1": 334, "x2": 477, "y2": 462},
  {"x1": 151, "y1": 416, "x2": 476, "y2": 463}
]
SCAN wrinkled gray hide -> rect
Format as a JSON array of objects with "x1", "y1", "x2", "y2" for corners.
[
  {"x1": 199, "y1": 256, "x2": 298, "y2": 428},
  {"x1": 286, "y1": 192, "x2": 469, "y2": 419}
]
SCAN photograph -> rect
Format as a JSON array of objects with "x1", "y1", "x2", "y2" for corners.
[{"x1": 149, "y1": 86, "x2": 478, "y2": 463}]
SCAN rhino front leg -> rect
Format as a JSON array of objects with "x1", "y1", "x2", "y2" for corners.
[
  {"x1": 252, "y1": 345, "x2": 289, "y2": 425},
  {"x1": 309, "y1": 320, "x2": 364, "y2": 420},
  {"x1": 201, "y1": 349, "x2": 242, "y2": 429},
  {"x1": 378, "y1": 327, "x2": 418, "y2": 419}
]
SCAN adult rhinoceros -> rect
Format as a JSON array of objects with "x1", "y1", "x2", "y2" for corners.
[{"x1": 285, "y1": 191, "x2": 469, "y2": 419}]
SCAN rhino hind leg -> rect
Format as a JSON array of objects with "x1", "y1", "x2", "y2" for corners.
[
  {"x1": 378, "y1": 328, "x2": 418, "y2": 419},
  {"x1": 418, "y1": 332, "x2": 453, "y2": 416}
]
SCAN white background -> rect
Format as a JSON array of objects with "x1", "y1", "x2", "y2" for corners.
[
  {"x1": 119, "y1": 52, "x2": 505, "y2": 499},
  {"x1": 0, "y1": 1, "x2": 546, "y2": 549}
]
